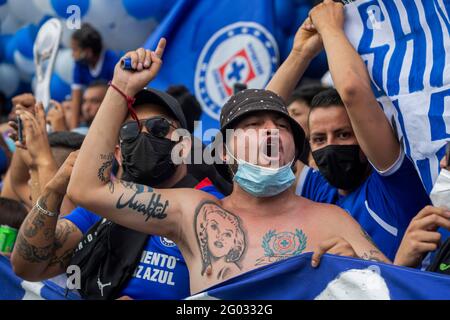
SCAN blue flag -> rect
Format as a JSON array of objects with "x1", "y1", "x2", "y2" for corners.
[
  {"x1": 188, "y1": 253, "x2": 450, "y2": 300},
  {"x1": 144, "y1": 0, "x2": 279, "y2": 140},
  {"x1": 0, "y1": 255, "x2": 80, "y2": 300},
  {"x1": 344, "y1": 0, "x2": 450, "y2": 192}
]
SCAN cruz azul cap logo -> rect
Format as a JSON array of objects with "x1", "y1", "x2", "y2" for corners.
[{"x1": 195, "y1": 22, "x2": 279, "y2": 121}]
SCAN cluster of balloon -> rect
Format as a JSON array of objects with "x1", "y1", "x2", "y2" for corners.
[
  {"x1": 0, "y1": 0, "x2": 176, "y2": 103},
  {"x1": 0, "y1": 0, "x2": 327, "y2": 103}
]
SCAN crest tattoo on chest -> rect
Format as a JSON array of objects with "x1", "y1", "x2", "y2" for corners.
[{"x1": 255, "y1": 229, "x2": 308, "y2": 266}]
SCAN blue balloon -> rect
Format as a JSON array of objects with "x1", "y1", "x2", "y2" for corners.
[
  {"x1": 14, "y1": 24, "x2": 38, "y2": 59},
  {"x1": 0, "y1": 0, "x2": 7, "y2": 5},
  {"x1": 50, "y1": 73, "x2": 71, "y2": 102},
  {"x1": 3, "y1": 36, "x2": 16, "y2": 64},
  {"x1": 122, "y1": 0, "x2": 176, "y2": 21},
  {"x1": 275, "y1": 0, "x2": 296, "y2": 33},
  {"x1": 0, "y1": 35, "x2": 12, "y2": 62},
  {"x1": 50, "y1": 0, "x2": 90, "y2": 18}
]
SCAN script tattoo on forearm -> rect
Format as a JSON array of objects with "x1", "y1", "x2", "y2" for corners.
[
  {"x1": 115, "y1": 180, "x2": 169, "y2": 221},
  {"x1": 194, "y1": 201, "x2": 247, "y2": 280},
  {"x1": 255, "y1": 229, "x2": 308, "y2": 266},
  {"x1": 98, "y1": 153, "x2": 114, "y2": 193}
]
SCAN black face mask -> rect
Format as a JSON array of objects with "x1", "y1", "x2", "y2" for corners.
[
  {"x1": 312, "y1": 144, "x2": 369, "y2": 191},
  {"x1": 120, "y1": 133, "x2": 177, "y2": 186}
]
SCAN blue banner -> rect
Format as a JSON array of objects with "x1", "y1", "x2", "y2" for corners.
[
  {"x1": 144, "y1": 0, "x2": 279, "y2": 140},
  {"x1": 344, "y1": 0, "x2": 450, "y2": 192},
  {"x1": 188, "y1": 253, "x2": 450, "y2": 300},
  {"x1": 0, "y1": 255, "x2": 80, "y2": 300}
]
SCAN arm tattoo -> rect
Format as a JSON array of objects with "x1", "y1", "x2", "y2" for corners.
[
  {"x1": 360, "y1": 249, "x2": 386, "y2": 262},
  {"x1": 23, "y1": 210, "x2": 46, "y2": 238},
  {"x1": 98, "y1": 153, "x2": 114, "y2": 193},
  {"x1": 360, "y1": 227, "x2": 378, "y2": 248},
  {"x1": 255, "y1": 229, "x2": 308, "y2": 266},
  {"x1": 15, "y1": 233, "x2": 54, "y2": 263},
  {"x1": 359, "y1": 227, "x2": 386, "y2": 262},
  {"x1": 115, "y1": 180, "x2": 168, "y2": 221},
  {"x1": 194, "y1": 201, "x2": 247, "y2": 280},
  {"x1": 47, "y1": 221, "x2": 77, "y2": 268}
]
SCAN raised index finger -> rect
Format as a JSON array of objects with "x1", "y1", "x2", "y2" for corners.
[{"x1": 154, "y1": 38, "x2": 166, "y2": 59}]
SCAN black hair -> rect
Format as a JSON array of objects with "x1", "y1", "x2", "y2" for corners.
[
  {"x1": 0, "y1": 197, "x2": 28, "y2": 229},
  {"x1": 48, "y1": 131, "x2": 85, "y2": 150},
  {"x1": 288, "y1": 83, "x2": 328, "y2": 106},
  {"x1": 310, "y1": 88, "x2": 345, "y2": 110},
  {"x1": 166, "y1": 85, "x2": 202, "y2": 134},
  {"x1": 71, "y1": 23, "x2": 103, "y2": 56}
]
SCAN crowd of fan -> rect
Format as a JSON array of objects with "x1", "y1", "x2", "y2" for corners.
[{"x1": 0, "y1": 0, "x2": 449, "y2": 300}]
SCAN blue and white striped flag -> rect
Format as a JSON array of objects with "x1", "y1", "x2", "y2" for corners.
[
  {"x1": 0, "y1": 255, "x2": 80, "y2": 300},
  {"x1": 343, "y1": 0, "x2": 450, "y2": 192}
]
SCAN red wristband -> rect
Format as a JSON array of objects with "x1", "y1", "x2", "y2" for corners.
[{"x1": 108, "y1": 81, "x2": 140, "y2": 126}]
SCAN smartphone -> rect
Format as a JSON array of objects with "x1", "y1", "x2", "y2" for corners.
[{"x1": 17, "y1": 115, "x2": 23, "y2": 144}]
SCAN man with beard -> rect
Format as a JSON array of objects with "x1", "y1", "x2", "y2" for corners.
[{"x1": 11, "y1": 89, "x2": 223, "y2": 299}]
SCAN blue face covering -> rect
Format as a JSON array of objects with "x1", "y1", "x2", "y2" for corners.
[{"x1": 226, "y1": 146, "x2": 296, "y2": 197}]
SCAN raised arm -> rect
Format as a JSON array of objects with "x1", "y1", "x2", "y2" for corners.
[
  {"x1": 67, "y1": 40, "x2": 210, "y2": 242},
  {"x1": 310, "y1": 0, "x2": 400, "y2": 171},
  {"x1": 266, "y1": 18, "x2": 323, "y2": 102},
  {"x1": 11, "y1": 152, "x2": 82, "y2": 281}
]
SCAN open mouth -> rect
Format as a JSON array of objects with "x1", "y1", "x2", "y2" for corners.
[
  {"x1": 214, "y1": 241, "x2": 224, "y2": 248},
  {"x1": 260, "y1": 135, "x2": 281, "y2": 164}
]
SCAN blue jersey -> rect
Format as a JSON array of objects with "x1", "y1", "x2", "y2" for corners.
[
  {"x1": 296, "y1": 150, "x2": 431, "y2": 261},
  {"x1": 63, "y1": 179, "x2": 224, "y2": 300},
  {"x1": 72, "y1": 50, "x2": 119, "y2": 89}
]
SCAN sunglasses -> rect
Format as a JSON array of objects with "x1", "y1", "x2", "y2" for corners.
[{"x1": 119, "y1": 117, "x2": 178, "y2": 142}]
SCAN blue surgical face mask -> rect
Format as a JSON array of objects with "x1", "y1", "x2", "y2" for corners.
[{"x1": 226, "y1": 145, "x2": 296, "y2": 197}]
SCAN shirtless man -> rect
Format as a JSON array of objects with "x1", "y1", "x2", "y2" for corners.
[{"x1": 68, "y1": 38, "x2": 389, "y2": 295}]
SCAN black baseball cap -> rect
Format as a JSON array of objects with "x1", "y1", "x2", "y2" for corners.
[
  {"x1": 219, "y1": 88, "x2": 306, "y2": 159},
  {"x1": 133, "y1": 88, "x2": 188, "y2": 130}
]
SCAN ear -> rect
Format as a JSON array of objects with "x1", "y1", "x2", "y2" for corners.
[
  {"x1": 114, "y1": 144, "x2": 122, "y2": 167},
  {"x1": 178, "y1": 135, "x2": 192, "y2": 159}
]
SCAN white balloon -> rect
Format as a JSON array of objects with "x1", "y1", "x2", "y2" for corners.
[
  {"x1": 104, "y1": 17, "x2": 158, "y2": 51},
  {"x1": 8, "y1": 0, "x2": 45, "y2": 24},
  {"x1": 32, "y1": 0, "x2": 54, "y2": 16},
  {"x1": 1, "y1": 14, "x2": 22, "y2": 35},
  {"x1": 0, "y1": 63, "x2": 21, "y2": 97},
  {"x1": 84, "y1": 0, "x2": 157, "y2": 51},
  {"x1": 58, "y1": 18, "x2": 75, "y2": 48},
  {"x1": 54, "y1": 48, "x2": 74, "y2": 84},
  {"x1": 13, "y1": 50, "x2": 34, "y2": 82}
]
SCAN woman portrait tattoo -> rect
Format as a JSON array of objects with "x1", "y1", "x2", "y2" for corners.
[{"x1": 195, "y1": 201, "x2": 246, "y2": 280}]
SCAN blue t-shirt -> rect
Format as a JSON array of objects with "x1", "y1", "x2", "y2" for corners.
[
  {"x1": 296, "y1": 150, "x2": 431, "y2": 261},
  {"x1": 63, "y1": 180, "x2": 224, "y2": 300},
  {"x1": 72, "y1": 50, "x2": 119, "y2": 89}
]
